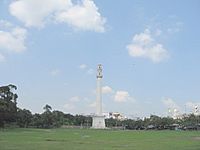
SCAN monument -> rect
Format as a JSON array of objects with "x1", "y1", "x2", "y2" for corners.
[{"x1": 92, "y1": 64, "x2": 106, "y2": 129}]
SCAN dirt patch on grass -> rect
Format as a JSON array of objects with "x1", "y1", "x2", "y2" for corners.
[
  {"x1": 45, "y1": 139, "x2": 66, "y2": 142},
  {"x1": 193, "y1": 137, "x2": 200, "y2": 140}
]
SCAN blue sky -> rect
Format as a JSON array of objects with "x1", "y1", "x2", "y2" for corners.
[{"x1": 0, "y1": 0, "x2": 200, "y2": 118}]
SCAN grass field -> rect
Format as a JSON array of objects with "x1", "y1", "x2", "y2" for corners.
[{"x1": 0, "y1": 128, "x2": 200, "y2": 150}]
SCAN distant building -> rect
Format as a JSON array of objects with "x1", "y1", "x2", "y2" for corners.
[
  {"x1": 104, "y1": 112, "x2": 127, "y2": 121},
  {"x1": 194, "y1": 105, "x2": 199, "y2": 116}
]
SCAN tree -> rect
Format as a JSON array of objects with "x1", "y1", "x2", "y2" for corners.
[
  {"x1": 52, "y1": 110, "x2": 65, "y2": 127},
  {"x1": 31, "y1": 113, "x2": 43, "y2": 128},
  {"x1": 17, "y1": 109, "x2": 32, "y2": 128},
  {"x1": 181, "y1": 114, "x2": 200, "y2": 130},
  {"x1": 64, "y1": 113, "x2": 75, "y2": 125},
  {"x1": 122, "y1": 119, "x2": 136, "y2": 130},
  {"x1": 43, "y1": 104, "x2": 52, "y2": 112},
  {"x1": 41, "y1": 104, "x2": 53, "y2": 128},
  {"x1": 73, "y1": 115, "x2": 85, "y2": 126},
  {"x1": 0, "y1": 84, "x2": 18, "y2": 128}
]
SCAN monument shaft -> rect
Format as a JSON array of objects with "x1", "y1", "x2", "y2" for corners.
[
  {"x1": 96, "y1": 78, "x2": 102, "y2": 115},
  {"x1": 92, "y1": 64, "x2": 105, "y2": 129}
]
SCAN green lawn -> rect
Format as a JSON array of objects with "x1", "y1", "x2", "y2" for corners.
[{"x1": 0, "y1": 128, "x2": 200, "y2": 150}]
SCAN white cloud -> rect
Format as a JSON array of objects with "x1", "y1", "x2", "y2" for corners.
[
  {"x1": 162, "y1": 98, "x2": 181, "y2": 114},
  {"x1": 63, "y1": 96, "x2": 92, "y2": 113},
  {"x1": 50, "y1": 69, "x2": 61, "y2": 76},
  {"x1": 102, "y1": 86, "x2": 113, "y2": 94},
  {"x1": 0, "y1": 20, "x2": 13, "y2": 29},
  {"x1": 64, "y1": 103, "x2": 75, "y2": 110},
  {"x1": 0, "y1": 20, "x2": 27, "y2": 62},
  {"x1": 167, "y1": 22, "x2": 183, "y2": 34},
  {"x1": 89, "y1": 101, "x2": 96, "y2": 108},
  {"x1": 0, "y1": 53, "x2": 5, "y2": 62},
  {"x1": 186, "y1": 102, "x2": 195, "y2": 109},
  {"x1": 162, "y1": 98, "x2": 182, "y2": 118},
  {"x1": 114, "y1": 91, "x2": 132, "y2": 103},
  {"x1": 87, "y1": 68, "x2": 94, "y2": 74},
  {"x1": 9, "y1": 0, "x2": 106, "y2": 32},
  {"x1": 155, "y1": 29, "x2": 162, "y2": 36},
  {"x1": 79, "y1": 64, "x2": 87, "y2": 69},
  {"x1": 127, "y1": 29, "x2": 169, "y2": 63},
  {"x1": 63, "y1": 96, "x2": 81, "y2": 111},
  {"x1": 0, "y1": 23, "x2": 27, "y2": 53},
  {"x1": 162, "y1": 98, "x2": 179, "y2": 109},
  {"x1": 133, "y1": 29, "x2": 153, "y2": 45},
  {"x1": 55, "y1": 0, "x2": 106, "y2": 32},
  {"x1": 69, "y1": 96, "x2": 80, "y2": 102},
  {"x1": 95, "y1": 85, "x2": 134, "y2": 103},
  {"x1": 9, "y1": 0, "x2": 72, "y2": 28},
  {"x1": 79, "y1": 63, "x2": 94, "y2": 75},
  {"x1": 185, "y1": 102, "x2": 200, "y2": 111}
]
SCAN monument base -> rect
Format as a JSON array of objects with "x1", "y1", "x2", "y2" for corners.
[{"x1": 92, "y1": 115, "x2": 105, "y2": 129}]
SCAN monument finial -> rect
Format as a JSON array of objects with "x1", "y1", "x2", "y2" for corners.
[{"x1": 97, "y1": 64, "x2": 103, "y2": 78}]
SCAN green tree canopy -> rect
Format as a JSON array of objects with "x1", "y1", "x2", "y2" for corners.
[{"x1": 0, "y1": 84, "x2": 18, "y2": 127}]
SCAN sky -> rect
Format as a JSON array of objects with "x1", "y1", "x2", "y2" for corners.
[{"x1": 0, "y1": 0, "x2": 200, "y2": 118}]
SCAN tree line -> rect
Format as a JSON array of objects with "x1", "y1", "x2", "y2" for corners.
[{"x1": 0, "y1": 84, "x2": 200, "y2": 130}]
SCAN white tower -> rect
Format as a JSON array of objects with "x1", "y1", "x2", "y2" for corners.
[{"x1": 92, "y1": 64, "x2": 105, "y2": 129}]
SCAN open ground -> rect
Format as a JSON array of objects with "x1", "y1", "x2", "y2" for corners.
[{"x1": 0, "y1": 128, "x2": 200, "y2": 150}]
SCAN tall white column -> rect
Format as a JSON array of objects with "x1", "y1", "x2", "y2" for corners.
[
  {"x1": 96, "y1": 64, "x2": 103, "y2": 115},
  {"x1": 92, "y1": 64, "x2": 105, "y2": 129},
  {"x1": 96, "y1": 77, "x2": 102, "y2": 115}
]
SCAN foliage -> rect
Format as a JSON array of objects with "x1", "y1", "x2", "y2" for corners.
[
  {"x1": 0, "y1": 84, "x2": 200, "y2": 130},
  {"x1": 0, "y1": 84, "x2": 18, "y2": 128},
  {"x1": 52, "y1": 110, "x2": 65, "y2": 127},
  {"x1": 16, "y1": 109, "x2": 32, "y2": 128},
  {"x1": 30, "y1": 113, "x2": 43, "y2": 128},
  {"x1": 43, "y1": 104, "x2": 52, "y2": 112}
]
